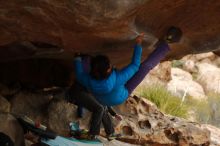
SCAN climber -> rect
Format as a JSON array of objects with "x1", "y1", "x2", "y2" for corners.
[
  {"x1": 73, "y1": 26, "x2": 182, "y2": 139},
  {"x1": 66, "y1": 55, "x2": 122, "y2": 120},
  {"x1": 66, "y1": 80, "x2": 120, "y2": 141},
  {"x1": 66, "y1": 55, "x2": 122, "y2": 141},
  {"x1": 74, "y1": 26, "x2": 182, "y2": 106}
]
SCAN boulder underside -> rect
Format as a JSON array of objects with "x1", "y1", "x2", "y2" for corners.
[{"x1": 0, "y1": 0, "x2": 220, "y2": 87}]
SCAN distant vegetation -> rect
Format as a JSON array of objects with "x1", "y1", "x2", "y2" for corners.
[
  {"x1": 137, "y1": 84, "x2": 220, "y2": 127},
  {"x1": 171, "y1": 60, "x2": 184, "y2": 68},
  {"x1": 137, "y1": 84, "x2": 189, "y2": 118},
  {"x1": 186, "y1": 92, "x2": 220, "y2": 127}
]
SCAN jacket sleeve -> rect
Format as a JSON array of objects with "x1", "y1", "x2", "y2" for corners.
[
  {"x1": 116, "y1": 44, "x2": 142, "y2": 85},
  {"x1": 74, "y1": 57, "x2": 89, "y2": 88}
]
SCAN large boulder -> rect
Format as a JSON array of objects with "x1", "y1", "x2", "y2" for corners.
[
  {"x1": 115, "y1": 95, "x2": 210, "y2": 145},
  {"x1": 26, "y1": 94, "x2": 212, "y2": 145},
  {"x1": 196, "y1": 63, "x2": 220, "y2": 94},
  {"x1": 10, "y1": 91, "x2": 52, "y2": 124},
  {"x1": 47, "y1": 99, "x2": 78, "y2": 135},
  {"x1": 0, "y1": 1, "x2": 220, "y2": 87},
  {"x1": 0, "y1": 95, "x2": 11, "y2": 113},
  {"x1": 167, "y1": 68, "x2": 206, "y2": 100},
  {"x1": 181, "y1": 52, "x2": 217, "y2": 73},
  {"x1": 1, "y1": 0, "x2": 220, "y2": 60},
  {"x1": 0, "y1": 85, "x2": 212, "y2": 145},
  {"x1": 0, "y1": 113, "x2": 25, "y2": 146}
]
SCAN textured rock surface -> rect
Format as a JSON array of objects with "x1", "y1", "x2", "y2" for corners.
[
  {"x1": 115, "y1": 96, "x2": 210, "y2": 145},
  {"x1": 0, "y1": 0, "x2": 220, "y2": 87},
  {"x1": 196, "y1": 63, "x2": 220, "y2": 94},
  {"x1": 10, "y1": 91, "x2": 52, "y2": 123},
  {"x1": 1, "y1": 0, "x2": 220, "y2": 60},
  {"x1": 181, "y1": 52, "x2": 217, "y2": 73},
  {"x1": 202, "y1": 124, "x2": 220, "y2": 146},
  {"x1": 0, "y1": 113, "x2": 25, "y2": 146},
  {"x1": 47, "y1": 99, "x2": 78, "y2": 135},
  {"x1": 0, "y1": 87, "x2": 212, "y2": 145},
  {"x1": 167, "y1": 68, "x2": 206, "y2": 99},
  {"x1": 0, "y1": 95, "x2": 11, "y2": 112}
]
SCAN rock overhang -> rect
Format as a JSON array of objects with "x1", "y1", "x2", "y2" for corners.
[{"x1": 0, "y1": 0, "x2": 220, "y2": 87}]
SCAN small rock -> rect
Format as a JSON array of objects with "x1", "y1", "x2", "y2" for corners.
[
  {"x1": 0, "y1": 95, "x2": 11, "y2": 112},
  {"x1": 0, "y1": 113, "x2": 25, "y2": 146},
  {"x1": 10, "y1": 91, "x2": 52, "y2": 124},
  {"x1": 196, "y1": 63, "x2": 220, "y2": 94},
  {"x1": 47, "y1": 100, "x2": 78, "y2": 135},
  {"x1": 167, "y1": 68, "x2": 206, "y2": 100}
]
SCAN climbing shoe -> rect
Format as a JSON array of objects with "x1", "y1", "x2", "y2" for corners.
[
  {"x1": 164, "y1": 26, "x2": 183, "y2": 43},
  {"x1": 107, "y1": 133, "x2": 121, "y2": 141}
]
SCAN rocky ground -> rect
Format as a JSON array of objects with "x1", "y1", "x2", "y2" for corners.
[{"x1": 0, "y1": 92, "x2": 212, "y2": 146}]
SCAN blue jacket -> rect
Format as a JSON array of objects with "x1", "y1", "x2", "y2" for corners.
[{"x1": 74, "y1": 44, "x2": 142, "y2": 106}]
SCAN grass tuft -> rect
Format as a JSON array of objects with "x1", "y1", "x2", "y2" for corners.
[
  {"x1": 137, "y1": 84, "x2": 189, "y2": 118},
  {"x1": 136, "y1": 84, "x2": 220, "y2": 127},
  {"x1": 171, "y1": 60, "x2": 184, "y2": 68},
  {"x1": 186, "y1": 92, "x2": 220, "y2": 127}
]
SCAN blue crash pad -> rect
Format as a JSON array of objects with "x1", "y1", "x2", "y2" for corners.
[{"x1": 41, "y1": 136, "x2": 103, "y2": 146}]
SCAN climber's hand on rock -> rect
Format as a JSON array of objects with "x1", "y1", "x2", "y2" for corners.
[{"x1": 135, "y1": 33, "x2": 145, "y2": 44}]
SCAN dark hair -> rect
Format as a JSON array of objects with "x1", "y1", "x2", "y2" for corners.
[{"x1": 90, "y1": 55, "x2": 111, "y2": 80}]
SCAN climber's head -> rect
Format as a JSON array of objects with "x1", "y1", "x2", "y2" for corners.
[{"x1": 90, "y1": 55, "x2": 112, "y2": 80}]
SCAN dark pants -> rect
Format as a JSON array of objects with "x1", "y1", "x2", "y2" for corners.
[{"x1": 67, "y1": 82, "x2": 114, "y2": 135}]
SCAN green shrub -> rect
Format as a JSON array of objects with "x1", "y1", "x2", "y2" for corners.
[
  {"x1": 185, "y1": 96, "x2": 211, "y2": 123},
  {"x1": 185, "y1": 92, "x2": 220, "y2": 127},
  {"x1": 191, "y1": 72, "x2": 198, "y2": 80},
  {"x1": 136, "y1": 84, "x2": 220, "y2": 127},
  {"x1": 186, "y1": 93, "x2": 220, "y2": 127},
  {"x1": 207, "y1": 93, "x2": 220, "y2": 127},
  {"x1": 171, "y1": 60, "x2": 184, "y2": 68},
  {"x1": 138, "y1": 85, "x2": 189, "y2": 118}
]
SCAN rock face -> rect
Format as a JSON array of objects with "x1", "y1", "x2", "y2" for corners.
[
  {"x1": 0, "y1": 95, "x2": 11, "y2": 112},
  {"x1": 1, "y1": 0, "x2": 220, "y2": 59},
  {"x1": 0, "y1": 0, "x2": 220, "y2": 87},
  {"x1": 115, "y1": 96, "x2": 210, "y2": 145},
  {"x1": 0, "y1": 113, "x2": 25, "y2": 146},
  {"x1": 47, "y1": 99, "x2": 78, "y2": 135},
  {"x1": 10, "y1": 91, "x2": 52, "y2": 123},
  {"x1": 167, "y1": 68, "x2": 206, "y2": 99},
  {"x1": 202, "y1": 124, "x2": 220, "y2": 146},
  {"x1": 196, "y1": 63, "x2": 220, "y2": 94},
  {"x1": 0, "y1": 87, "x2": 213, "y2": 145}
]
